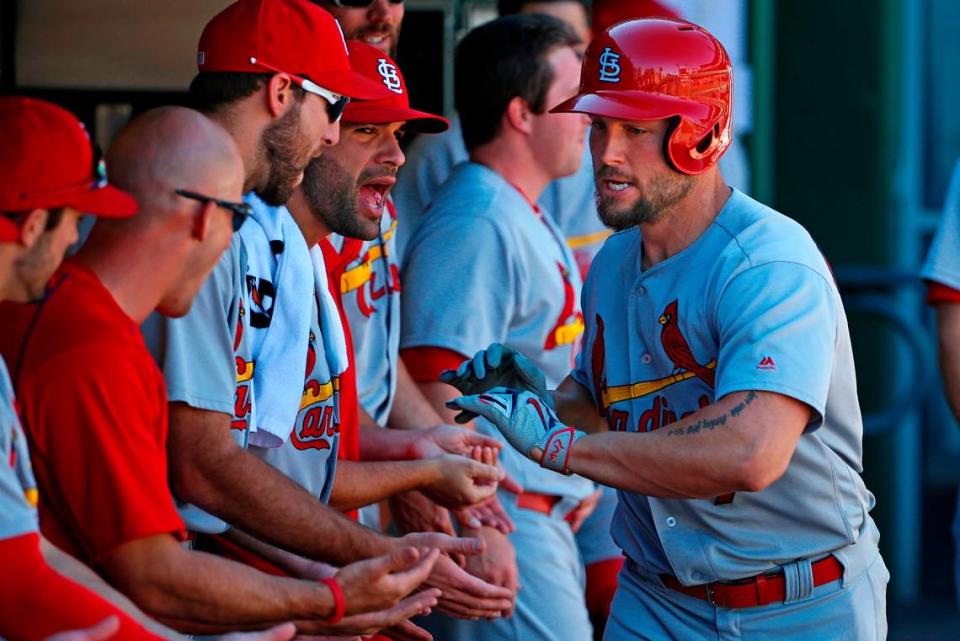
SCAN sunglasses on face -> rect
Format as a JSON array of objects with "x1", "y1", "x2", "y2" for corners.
[
  {"x1": 175, "y1": 189, "x2": 253, "y2": 232},
  {"x1": 329, "y1": 0, "x2": 403, "y2": 7},
  {"x1": 300, "y1": 78, "x2": 350, "y2": 122}
]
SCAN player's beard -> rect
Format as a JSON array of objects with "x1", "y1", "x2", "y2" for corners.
[
  {"x1": 301, "y1": 156, "x2": 383, "y2": 241},
  {"x1": 348, "y1": 22, "x2": 402, "y2": 57},
  {"x1": 595, "y1": 165, "x2": 694, "y2": 231},
  {"x1": 256, "y1": 101, "x2": 308, "y2": 207},
  {"x1": 15, "y1": 231, "x2": 61, "y2": 303}
]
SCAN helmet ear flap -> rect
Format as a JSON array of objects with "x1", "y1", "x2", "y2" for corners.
[{"x1": 662, "y1": 116, "x2": 682, "y2": 173}]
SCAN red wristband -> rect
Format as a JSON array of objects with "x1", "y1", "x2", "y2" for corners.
[{"x1": 320, "y1": 577, "x2": 346, "y2": 624}]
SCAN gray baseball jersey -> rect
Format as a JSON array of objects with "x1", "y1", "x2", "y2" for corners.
[
  {"x1": 923, "y1": 159, "x2": 960, "y2": 288},
  {"x1": 393, "y1": 116, "x2": 609, "y2": 276},
  {"x1": 142, "y1": 236, "x2": 250, "y2": 533},
  {"x1": 921, "y1": 158, "x2": 960, "y2": 610},
  {"x1": 143, "y1": 200, "x2": 342, "y2": 531},
  {"x1": 401, "y1": 161, "x2": 594, "y2": 499},
  {"x1": 0, "y1": 357, "x2": 39, "y2": 540},
  {"x1": 572, "y1": 189, "x2": 880, "y2": 584},
  {"x1": 326, "y1": 199, "x2": 401, "y2": 426}
]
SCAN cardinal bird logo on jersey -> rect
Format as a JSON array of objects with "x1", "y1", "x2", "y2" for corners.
[
  {"x1": 658, "y1": 299, "x2": 715, "y2": 389},
  {"x1": 590, "y1": 313, "x2": 608, "y2": 417}
]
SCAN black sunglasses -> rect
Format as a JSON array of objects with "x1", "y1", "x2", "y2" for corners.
[
  {"x1": 330, "y1": 0, "x2": 402, "y2": 7},
  {"x1": 175, "y1": 189, "x2": 253, "y2": 232}
]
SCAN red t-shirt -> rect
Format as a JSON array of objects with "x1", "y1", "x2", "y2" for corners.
[{"x1": 0, "y1": 260, "x2": 185, "y2": 565}]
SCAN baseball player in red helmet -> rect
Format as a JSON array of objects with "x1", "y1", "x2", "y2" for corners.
[{"x1": 447, "y1": 17, "x2": 888, "y2": 640}]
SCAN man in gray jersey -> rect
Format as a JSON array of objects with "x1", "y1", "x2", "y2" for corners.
[{"x1": 450, "y1": 17, "x2": 888, "y2": 641}]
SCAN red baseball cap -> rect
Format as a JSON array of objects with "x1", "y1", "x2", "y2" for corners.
[
  {"x1": 341, "y1": 42, "x2": 449, "y2": 134},
  {"x1": 0, "y1": 97, "x2": 138, "y2": 243},
  {"x1": 197, "y1": 0, "x2": 390, "y2": 100}
]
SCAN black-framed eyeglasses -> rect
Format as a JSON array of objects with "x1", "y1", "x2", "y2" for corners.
[
  {"x1": 175, "y1": 189, "x2": 253, "y2": 232},
  {"x1": 330, "y1": 0, "x2": 402, "y2": 7}
]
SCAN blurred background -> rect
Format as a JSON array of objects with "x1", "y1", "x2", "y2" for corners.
[{"x1": 3, "y1": 0, "x2": 959, "y2": 636}]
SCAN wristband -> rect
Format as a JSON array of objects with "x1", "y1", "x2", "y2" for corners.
[
  {"x1": 320, "y1": 577, "x2": 346, "y2": 624},
  {"x1": 540, "y1": 426, "x2": 582, "y2": 475}
]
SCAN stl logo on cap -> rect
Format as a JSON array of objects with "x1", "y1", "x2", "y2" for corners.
[
  {"x1": 598, "y1": 47, "x2": 622, "y2": 83},
  {"x1": 377, "y1": 59, "x2": 403, "y2": 95}
]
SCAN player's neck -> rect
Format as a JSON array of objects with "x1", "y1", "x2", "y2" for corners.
[
  {"x1": 286, "y1": 188, "x2": 329, "y2": 247},
  {"x1": 0, "y1": 246, "x2": 26, "y2": 303},
  {"x1": 204, "y1": 104, "x2": 267, "y2": 194},
  {"x1": 640, "y1": 173, "x2": 731, "y2": 270},
  {"x1": 76, "y1": 230, "x2": 183, "y2": 324},
  {"x1": 470, "y1": 138, "x2": 552, "y2": 204}
]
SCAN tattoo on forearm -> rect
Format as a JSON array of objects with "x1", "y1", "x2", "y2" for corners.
[{"x1": 665, "y1": 391, "x2": 759, "y2": 437}]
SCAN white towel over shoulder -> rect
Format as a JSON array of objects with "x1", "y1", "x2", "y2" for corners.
[{"x1": 239, "y1": 195, "x2": 313, "y2": 448}]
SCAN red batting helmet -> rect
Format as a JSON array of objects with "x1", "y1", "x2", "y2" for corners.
[{"x1": 552, "y1": 18, "x2": 732, "y2": 175}]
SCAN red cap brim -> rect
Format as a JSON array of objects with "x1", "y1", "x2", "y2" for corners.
[
  {"x1": 342, "y1": 105, "x2": 450, "y2": 133},
  {"x1": 317, "y1": 69, "x2": 395, "y2": 101},
  {"x1": 65, "y1": 184, "x2": 139, "y2": 218}
]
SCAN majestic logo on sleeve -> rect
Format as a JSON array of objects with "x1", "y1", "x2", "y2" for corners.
[
  {"x1": 598, "y1": 47, "x2": 622, "y2": 83},
  {"x1": 377, "y1": 59, "x2": 403, "y2": 94}
]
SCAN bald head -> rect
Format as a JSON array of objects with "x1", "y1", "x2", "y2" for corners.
[
  {"x1": 81, "y1": 107, "x2": 245, "y2": 321},
  {"x1": 105, "y1": 106, "x2": 243, "y2": 227}
]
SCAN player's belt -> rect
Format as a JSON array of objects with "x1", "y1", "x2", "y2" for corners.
[
  {"x1": 659, "y1": 555, "x2": 843, "y2": 608},
  {"x1": 515, "y1": 490, "x2": 561, "y2": 515},
  {"x1": 514, "y1": 490, "x2": 579, "y2": 526}
]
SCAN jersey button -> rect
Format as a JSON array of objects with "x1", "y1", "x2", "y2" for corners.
[
  {"x1": 637, "y1": 286, "x2": 646, "y2": 296},
  {"x1": 665, "y1": 516, "x2": 677, "y2": 528},
  {"x1": 641, "y1": 353, "x2": 652, "y2": 364}
]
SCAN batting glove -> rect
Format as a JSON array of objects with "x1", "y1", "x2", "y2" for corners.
[
  {"x1": 446, "y1": 388, "x2": 583, "y2": 475},
  {"x1": 440, "y1": 344, "x2": 551, "y2": 423}
]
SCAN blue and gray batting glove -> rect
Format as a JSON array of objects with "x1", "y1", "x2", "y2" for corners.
[
  {"x1": 446, "y1": 388, "x2": 584, "y2": 475},
  {"x1": 440, "y1": 344, "x2": 551, "y2": 423}
]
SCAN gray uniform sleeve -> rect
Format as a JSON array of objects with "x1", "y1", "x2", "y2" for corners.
[
  {"x1": 141, "y1": 240, "x2": 240, "y2": 415},
  {"x1": 0, "y1": 360, "x2": 38, "y2": 539},
  {"x1": 715, "y1": 261, "x2": 838, "y2": 428}
]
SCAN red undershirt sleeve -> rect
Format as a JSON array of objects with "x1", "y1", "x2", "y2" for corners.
[
  {"x1": 0, "y1": 532, "x2": 163, "y2": 641},
  {"x1": 400, "y1": 346, "x2": 468, "y2": 383},
  {"x1": 925, "y1": 280, "x2": 960, "y2": 305}
]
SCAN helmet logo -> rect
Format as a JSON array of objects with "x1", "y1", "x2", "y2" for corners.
[
  {"x1": 598, "y1": 47, "x2": 622, "y2": 83},
  {"x1": 377, "y1": 59, "x2": 403, "y2": 94}
]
